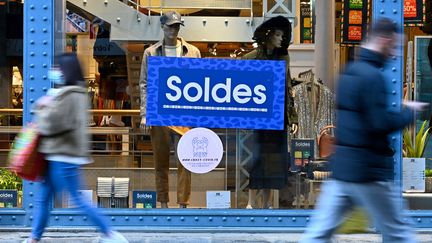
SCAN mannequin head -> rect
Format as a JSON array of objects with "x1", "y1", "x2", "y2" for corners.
[
  {"x1": 266, "y1": 29, "x2": 284, "y2": 51},
  {"x1": 160, "y1": 11, "x2": 184, "y2": 45},
  {"x1": 252, "y1": 16, "x2": 292, "y2": 56},
  {"x1": 162, "y1": 23, "x2": 181, "y2": 43}
]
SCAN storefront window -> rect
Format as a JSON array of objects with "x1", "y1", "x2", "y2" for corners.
[
  {"x1": 0, "y1": 1, "x2": 23, "y2": 209},
  {"x1": 403, "y1": 36, "x2": 432, "y2": 210},
  {"x1": 52, "y1": 0, "x2": 337, "y2": 211}
]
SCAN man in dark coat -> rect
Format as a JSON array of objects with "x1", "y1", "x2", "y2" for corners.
[{"x1": 301, "y1": 18, "x2": 423, "y2": 243}]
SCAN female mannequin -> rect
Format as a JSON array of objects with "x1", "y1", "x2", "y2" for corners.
[{"x1": 242, "y1": 16, "x2": 297, "y2": 209}]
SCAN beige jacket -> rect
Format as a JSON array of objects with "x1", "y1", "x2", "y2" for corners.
[
  {"x1": 139, "y1": 37, "x2": 201, "y2": 117},
  {"x1": 36, "y1": 86, "x2": 90, "y2": 161}
]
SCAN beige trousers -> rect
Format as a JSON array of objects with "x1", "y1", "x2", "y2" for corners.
[{"x1": 150, "y1": 126, "x2": 191, "y2": 205}]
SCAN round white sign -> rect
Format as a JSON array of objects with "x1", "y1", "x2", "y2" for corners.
[{"x1": 177, "y1": 128, "x2": 223, "y2": 174}]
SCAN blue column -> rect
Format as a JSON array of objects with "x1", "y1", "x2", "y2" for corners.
[
  {"x1": 371, "y1": 1, "x2": 404, "y2": 188},
  {"x1": 23, "y1": 0, "x2": 54, "y2": 226}
]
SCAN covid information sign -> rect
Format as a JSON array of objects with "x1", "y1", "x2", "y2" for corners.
[{"x1": 146, "y1": 56, "x2": 286, "y2": 130}]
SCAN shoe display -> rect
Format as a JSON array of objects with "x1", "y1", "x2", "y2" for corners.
[
  {"x1": 100, "y1": 115, "x2": 109, "y2": 126},
  {"x1": 100, "y1": 231, "x2": 129, "y2": 243},
  {"x1": 108, "y1": 116, "x2": 125, "y2": 127}
]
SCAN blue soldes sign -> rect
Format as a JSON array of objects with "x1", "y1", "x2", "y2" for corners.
[
  {"x1": 0, "y1": 190, "x2": 18, "y2": 208},
  {"x1": 146, "y1": 56, "x2": 286, "y2": 130},
  {"x1": 132, "y1": 191, "x2": 156, "y2": 208}
]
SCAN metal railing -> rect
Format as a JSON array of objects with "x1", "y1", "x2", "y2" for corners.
[
  {"x1": 66, "y1": 12, "x2": 88, "y2": 32},
  {"x1": 0, "y1": 109, "x2": 140, "y2": 116},
  {"x1": 0, "y1": 109, "x2": 230, "y2": 170},
  {"x1": 0, "y1": 109, "x2": 144, "y2": 166},
  {"x1": 122, "y1": 0, "x2": 254, "y2": 17},
  {"x1": 125, "y1": 0, "x2": 252, "y2": 10}
]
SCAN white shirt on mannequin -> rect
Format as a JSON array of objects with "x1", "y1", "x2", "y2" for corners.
[{"x1": 164, "y1": 44, "x2": 181, "y2": 57}]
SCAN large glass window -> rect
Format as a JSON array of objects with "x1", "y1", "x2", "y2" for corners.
[
  {"x1": 52, "y1": 0, "x2": 336, "y2": 211},
  {"x1": 403, "y1": 36, "x2": 432, "y2": 210},
  {"x1": 0, "y1": 1, "x2": 23, "y2": 209}
]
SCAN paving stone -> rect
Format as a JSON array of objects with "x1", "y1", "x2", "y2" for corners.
[{"x1": 0, "y1": 231, "x2": 431, "y2": 243}]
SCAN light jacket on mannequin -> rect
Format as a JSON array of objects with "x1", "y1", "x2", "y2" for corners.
[{"x1": 138, "y1": 11, "x2": 201, "y2": 208}]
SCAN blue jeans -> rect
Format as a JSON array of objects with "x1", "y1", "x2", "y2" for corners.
[
  {"x1": 31, "y1": 161, "x2": 111, "y2": 240},
  {"x1": 301, "y1": 179, "x2": 415, "y2": 243}
]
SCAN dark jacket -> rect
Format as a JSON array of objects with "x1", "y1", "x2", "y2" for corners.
[{"x1": 331, "y1": 48, "x2": 413, "y2": 182}]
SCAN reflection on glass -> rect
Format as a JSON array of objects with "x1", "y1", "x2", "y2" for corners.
[
  {"x1": 56, "y1": 3, "x2": 332, "y2": 210},
  {"x1": 403, "y1": 36, "x2": 432, "y2": 210}
]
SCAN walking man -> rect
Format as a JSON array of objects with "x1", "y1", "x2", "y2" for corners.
[{"x1": 301, "y1": 18, "x2": 423, "y2": 243}]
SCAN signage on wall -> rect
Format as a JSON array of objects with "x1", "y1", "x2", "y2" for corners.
[
  {"x1": 290, "y1": 139, "x2": 314, "y2": 172},
  {"x1": 146, "y1": 56, "x2": 286, "y2": 130},
  {"x1": 177, "y1": 128, "x2": 223, "y2": 174},
  {"x1": 132, "y1": 191, "x2": 157, "y2": 208},
  {"x1": 300, "y1": 1, "x2": 314, "y2": 43},
  {"x1": 0, "y1": 190, "x2": 18, "y2": 208},
  {"x1": 404, "y1": 0, "x2": 425, "y2": 26},
  {"x1": 206, "y1": 191, "x2": 231, "y2": 209},
  {"x1": 402, "y1": 158, "x2": 425, "y2": 193},
  {"x1": 341, "y1": 0, "x2": 370, "y2": 45}
]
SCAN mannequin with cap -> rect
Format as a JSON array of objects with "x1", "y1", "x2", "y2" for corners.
[{"x1": 138, "y1": 11, "x2": 201, "y2": 208}]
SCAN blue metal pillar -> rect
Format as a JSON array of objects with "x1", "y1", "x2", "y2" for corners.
[
  {"x1": 22, "y1": 0, "x2": 54, "y2": 226},
  {"x1": 372, "y1": 1, "x2": 404, "y2": 190},
  {"x1": 370, "y1": 0, "x2": 432, "y2": 228}
]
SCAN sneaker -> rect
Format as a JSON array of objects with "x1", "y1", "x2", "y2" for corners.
[
  {"x1": 100, "y1": 231, "x2": 129, "y2": 243},
  {"x1": 100, "y1": 116, "x2": 109, "y2": 126}
]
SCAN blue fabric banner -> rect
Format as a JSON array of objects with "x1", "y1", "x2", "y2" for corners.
[{"x1": 146, "y1": 56, "x2": 286, "y2": 130}]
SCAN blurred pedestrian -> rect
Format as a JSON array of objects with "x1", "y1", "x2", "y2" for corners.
[
  {"x1": 23, "y1": 53, "x2": 128, "y2": 243},
  {"x1": 301, "y1": 18, "x2": 425, "y2": 243}
]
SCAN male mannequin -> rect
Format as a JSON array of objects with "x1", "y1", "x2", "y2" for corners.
[{"x1": 139, "y1": 11, "x2": 201, "y2": 208}]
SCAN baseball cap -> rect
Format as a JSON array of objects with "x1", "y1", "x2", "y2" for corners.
[{"x1": 160, "y1": 11, "x2": 184, "y2": 26}]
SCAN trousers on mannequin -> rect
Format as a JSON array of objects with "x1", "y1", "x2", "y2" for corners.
[
  {"x1": 150, "y1": 126, "x2": 191, "y2": 208},
  {"x1": 246, "y1": 189, "x2": 273, "y2": 209}
]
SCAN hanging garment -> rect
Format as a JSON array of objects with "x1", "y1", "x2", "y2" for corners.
[{"x1": 293, "y1": 82, "x2": 335, "y2": 157}]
